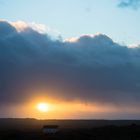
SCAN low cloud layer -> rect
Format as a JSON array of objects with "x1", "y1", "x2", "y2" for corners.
[
  {"x1": 0, "y1": 20, "x2": 140, "y2": 108},
  {"x1": 118, "y1": 0, "x2": 140, "y2": 9}
]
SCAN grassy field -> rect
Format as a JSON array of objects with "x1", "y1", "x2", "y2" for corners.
[{"x1": 0, "y1": 119, "x2": 140, "y2": 140}]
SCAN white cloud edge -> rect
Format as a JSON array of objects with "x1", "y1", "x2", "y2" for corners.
[{"x1": 0, "y1": 19, "x2": 140, "y2": 48}]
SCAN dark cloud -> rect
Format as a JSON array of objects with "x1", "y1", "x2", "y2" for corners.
[
  {"x1": 118, "y1": 0, "x2": 140, "y2": 9},
  {"x1": 0, "y1": 20, "x2": 140, "y2": 107}
]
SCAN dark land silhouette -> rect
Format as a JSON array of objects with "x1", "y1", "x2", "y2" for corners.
[{"x1": 0, "y1": 118, "x2": 140, "y2": 140}]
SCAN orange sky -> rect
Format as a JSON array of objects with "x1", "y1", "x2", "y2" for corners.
[{"x1": 2, "y1": 96, "x2": 140, "y2": 119}]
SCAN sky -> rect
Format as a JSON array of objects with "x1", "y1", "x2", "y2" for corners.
[
  {"x1": 0, "y1": 0, "x2": 140, "y2": 45},
  {"x1": 0, "y1": 0, "x2": 140, "y2": 119}
]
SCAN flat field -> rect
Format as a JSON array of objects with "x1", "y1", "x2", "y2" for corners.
[{"x1": 0, "y1": 119, "x2": 140, "y2": 140}]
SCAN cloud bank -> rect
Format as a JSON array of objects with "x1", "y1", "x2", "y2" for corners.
[
  {"x1": 0, "y1": 20, "x2": 140, "y2": 108},
  {"x1": 118, "y1": 0, "x2": 140, "y2": 9}
]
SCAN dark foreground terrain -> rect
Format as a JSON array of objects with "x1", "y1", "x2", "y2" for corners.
[{"x1": 0, "y1": 119, "x2": 140, "y2": 140}]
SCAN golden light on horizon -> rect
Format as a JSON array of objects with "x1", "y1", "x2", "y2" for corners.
[
  {"x1": 6, "y1": 98, "x2": 140, "y2": 120},
  {"x1": 9, "y1": 92, "x2": 139, "y2": 119},
  {"x1": 37, "y1": 103, "x2": 49, "y2": 112}
]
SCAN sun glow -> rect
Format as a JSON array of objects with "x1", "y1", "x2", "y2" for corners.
[{"x1": 37, "y1": 103, "x2": 49, "y2": 112}]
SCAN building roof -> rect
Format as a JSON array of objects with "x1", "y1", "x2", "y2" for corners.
[{"x1": 43, "y1": 125, "x2": 59, "y2": 129}]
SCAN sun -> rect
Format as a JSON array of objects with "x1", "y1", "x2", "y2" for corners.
[{"x1": 37, "y1": 103, "x2": 49, "y2": 112}]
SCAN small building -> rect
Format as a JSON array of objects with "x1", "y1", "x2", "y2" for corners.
[{"x1": 42, "y1": 125, "x2": 59, "y2": 134}]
